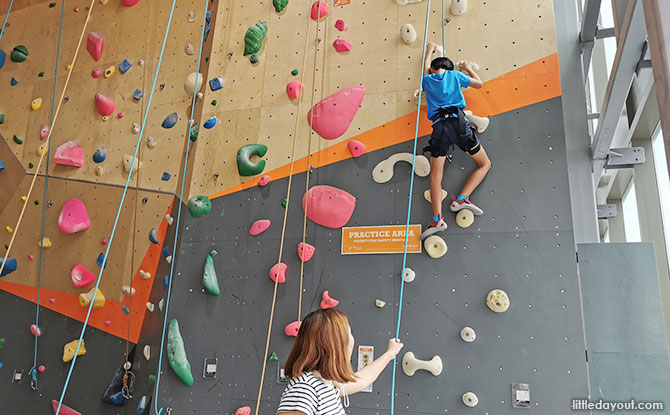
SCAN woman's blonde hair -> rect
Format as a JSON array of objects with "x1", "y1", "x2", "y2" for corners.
[{"x1": 284, "y1": 309, "x2": 356, "y2": 383}]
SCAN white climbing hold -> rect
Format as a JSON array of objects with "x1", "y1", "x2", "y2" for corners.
[
  {"x1": 146, "y1": 301, "x2": 155, "y2": 312},
  {"x1": 460, "y1": 327, "x2": 476, "y2": 342},
  {"x1": 433, "y1": 45, "x2": 445, "y2": 59},
  {"x1": 166, "y1": 255, "x2": 172, "y2": 264},
  {"x1": 457, "y1": 60, "x2": 480, "y2": 73},
  {"x1": 462, "y1": 392, "x2": 478, "y2": 407},
  {"x1": 122, "y1": 285, "x2": 136, "y2": 296},
  {"x1": 402, "y1": 352, "x2": 443, "y2": 376},
  {"x1": 372, "y1": 153, "x2": 430, "y2": 184},
  {"x1": 159, "y1": 298, "x2": 165, "y2": 311},
  {"x1": 132, "y1": 123, "x2": 140, "y2": 133},
  {"x1": 424, "y1": 189, "x2": 448, "y2": 203},
  {"x1": 187, "y1": 10, "x2": 196, "y2": 22},
  {"x1": 400, "y1": 23, "x2": 417, "y2": 44},
  {"x1": 165, "y1": 214, "x2": 174, "y2": 225},
  {"x1": 456, "y1": 209, "x2": 474, "y2": 228},
  {"x1": 122, "y1": 155, "x2": 143, "y2": 173},
  {"x1": 185, "y1": 43, "x2": 194, "y2": 55},
  {"x1": 184, "y1": 72, "x2": 204, "y2": 95},
  {"x1": 375, "y1": 299, "x2": 386, "y2": 308},
  {"x1": 147, "y1": 136, "x2": 157, "y2": 148},
  {"x1": 139, "y1": 270, "x2": 151, "y2": 279},
  {"x1": 486, "y1": 289, "x2": 510, "y2": 313},
  {"x1": 403, "y1": 267, "x2": 415, "y2": 283},
  {"x1": 451, "y1": 0, "x2": 467, "y2": 15},
  {"x1": 143, "y1": 345, "x2": 151, "y2": 360},
  {"x1": 463, "y1": 110, "x2": 489, "y2": 133},
  {"x1": 424, "y1": 235, "x2": 448, "y2": 258},
  {"x1": 395, "y1": 0, "x2": 423, "y2": 5}
]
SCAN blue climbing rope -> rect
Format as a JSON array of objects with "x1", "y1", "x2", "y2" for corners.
[
  {"x1": 28, "y1": 0, "x2": 65, "y2": 391},
  {"x1": 0, "y1": 0, "x2": 15, "y2": 40},
  {"x1": 54, "y1": 0, "x2": 178, "y2": 413},
  {"x1": 390, "y1": 0, "x2": 432, "y2": 414},
  {"x1": 152, "y1": 0, "x2": 209, "y2": 413}
]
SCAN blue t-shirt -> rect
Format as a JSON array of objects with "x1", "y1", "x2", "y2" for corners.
[{"x1": 422, "y1": 71, "x2": 471, "y2": 121}]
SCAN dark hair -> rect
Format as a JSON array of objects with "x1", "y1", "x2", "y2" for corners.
[{"x1": 431, "y1": 57, "x2": 454, "y2": 71}]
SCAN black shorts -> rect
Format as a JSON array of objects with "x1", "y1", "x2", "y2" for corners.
[{"x1": 427, "y1": 117, "x2": 480, "y2": 158}]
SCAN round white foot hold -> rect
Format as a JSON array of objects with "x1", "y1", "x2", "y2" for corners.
[
  {"x1": 486, "y1": 289, "x2": 510, "y2": 313},
  {"x1": 462, "y1": 392, "x2": 478, "y2": 407},
  {"x1": 460, "y1": 326, "x2": 476, "y2": 342},
  {"x1": 425, "y1": 235, "x2": 448, "y2": 258},
  {"x1": 456, "y1": 209, "x2": 474, "y2": 228}
]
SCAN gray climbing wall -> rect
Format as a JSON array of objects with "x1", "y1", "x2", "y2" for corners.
[{"x1": 157, "y1": 96, "x2": 589, "y2": 414}]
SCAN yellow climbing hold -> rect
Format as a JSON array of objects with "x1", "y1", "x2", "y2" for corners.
[
  {"x1": 39, "y1": 237, "x2": 52, "y2": 248},
  {"x1": 100, "y1": 0, "x2": 109, "y2": 4},
  {"x1": 6, "y1": 226, "x2": 13, "y2": 233},
  {"x1": 20, "y1": 195, "x2": 27, "y2": 201},
  {"x1": 79, "y1": 287, "x2": 106, "y2": 309},
  {"x1": 102, "y1": 116, "x2": 109, "y2": 122},
  {"x1": 66, "y1": 64, "x2": 72, "y2": 71},
  {"x1": 104, "y1": 66, "x2": 115, "y2": 78},
  {"x1": 62, "y1": 339, "x2": 86, "y2": 362},
  {"x1": 31, "y1": 97, "x2": 42, "y2": 111},
  {"x1": 36, "y1": 142, "x2": 47, "y2": 156}
]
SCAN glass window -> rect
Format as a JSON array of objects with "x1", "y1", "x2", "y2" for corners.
[
  {"x1": 622, "y1": 180, "x2": 641, "y2": 242},
  {"x1": 652, "y1": 125, "x2": 670, "y2": 262},
  {"x1": 600, "y1": 0, "x2": 617, "y2": 76}
]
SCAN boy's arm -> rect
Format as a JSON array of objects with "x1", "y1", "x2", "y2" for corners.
[
  {"x1": 423, "y1": 42, "x2": 437, "y2": 75},
  {"x1": 460, "y1": 61, "x2": 483, "y2": 89}
]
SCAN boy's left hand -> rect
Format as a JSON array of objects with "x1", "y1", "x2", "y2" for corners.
[{"x1": 426, "y1": 42, "x2": 438, "y2": 50}]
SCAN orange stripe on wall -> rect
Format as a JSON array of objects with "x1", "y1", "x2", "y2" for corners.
[{"x1": 211, "y1": 53, "x2": 561, "y2": 200}]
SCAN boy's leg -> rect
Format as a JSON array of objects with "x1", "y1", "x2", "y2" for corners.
[
  {"x1": 459, "y1": 144, "x2": 491, "y2": 196},
  {"x1": 429, "y1": 156, "x2": 447, "y2": 217}
]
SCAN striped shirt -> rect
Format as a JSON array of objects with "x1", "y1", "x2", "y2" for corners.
[{"x1": 277, "y1": 372, "x2": 346, "y2": 415}]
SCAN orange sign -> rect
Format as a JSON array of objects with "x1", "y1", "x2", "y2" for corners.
[{"x1": 341, "y1": 225, "x2": 422, "y2": 255}]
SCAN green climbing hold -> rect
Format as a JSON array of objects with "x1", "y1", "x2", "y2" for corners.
[
  {"x1": 49, "y1": 2, "x2": 56, "y2": 7},
  {"x1": 203, "y1": 250, "x2": 220, "y2": 295},
  {"x1": 211, "y1": 100, "x2": 217, "y2": 106},
  {"x1": 243, "y1": 21, "x2": 268, "y2": 56},
  {"x1": 149, "y1": 374, "x2": 156, "y2": 384},
  {"x1": 250, "y1": 53, "x2": 260, "y2": 64},
  {"x1": 28, "y1": 162, "x2": 34, "y2": 169},
  {"x1": 0, "y1": 338, "x2": 5, "y2": 348},
  {"x1": 237, "y1": 144, "x2": 267, "y2": 176},
  {"x1": 38, "y1": 72, "x2": 44, "y2": 77},
  {"x1": 34, "y1": 200, "x2": 39, "y2": 205},
  {"x1": 189, "y1": 123, "x2": 199, "y2": 142},
  {"x1": 267, "y1": 352, "x2": 279, "y2": 363},
  {"x1": 0, "y1": 113, "x2": 5, "y2": 124},
  {"x1": 205, "y1": 56, "x2": 209, "y2": 63},
  {"x1": 281, "y1": 198, "x2": 287, "y2": 208},
  {"x1": 167, "y1": 319, "x2": 194, "y2": 386},
  {"x1": 187, "y1": 195, "x2": 212, "y2": 218},
  {"x1": 3, "y1": 245, "x2": 8, "y2": 250},
  {"x1": 10, "y1": 45, "x2": 29, "y2": 63},
  {"x1": 291, "y1": 69, "x2": 299, "y2": 76},
  {"x1": 13, "y1": 135, "x2": 23, "y2": 145},
  {"x1": 273, "y1": 0, "x2": 288, "y2": 12}
]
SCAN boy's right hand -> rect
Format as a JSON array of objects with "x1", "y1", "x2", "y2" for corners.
[
  {"x1": 460, "y1": 60, "x2": 474, "y2": 71},
  {"x1": 386, "y1": 338, "x2": 404, "y2": 357},
  {"x1": 426, "y1": 42, "x2": 438, "y2": 51}
]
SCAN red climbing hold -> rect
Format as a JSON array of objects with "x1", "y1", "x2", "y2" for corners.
[
  {"x1": 284, "y1": 320, "x2": 302, "y2": 337},
  {"x1": 54, "y1": 141, "x2": 84, "y2": 167},
  {"x1": 30, "y1": 324, "x2": 41, "y2": 336},
  {"x1": 52, "y1": 400, "x2": 82, "y2": 415},
  {"x1": 122, "y1": 0, "x2": 140, "y2": 6},
  {"x1": 320, "y1": 290, "x2": 339, "y2": 309},
  {"x1": 347, "y1": 140, "x2": 366, "y2": 157},
  {"x1": 258, "y1": 174, "x2": 271, "y2": 187},
  {"x1": 71, "y1": 264, "x2": 96, "y2": 289},
  {"x1": 86, "y1": 31, "x2": 103, "y2": 62},
  {"x1": 297, "y1": 242, "x2": 315, "y2": 262},
  {"x1": 307, "y1": 85, "x2": 365, "y2": 140},
  {"x1": 310, "y1": 1, "x2": 329, "y2": 20},
  {"x1": 335, "y1": 19, "x2": 346, "y2": 31},
  {"x1": 249, "y1": 219, "x2": 271, "y2": 236},
  {"x1": 91, "y1": 69, "x2": 101, "y2": 78},
  {"x1": 302, "y1": 185, "x2": 356, "y2": 228},
  {"x1": 286, "y1": 80, "x2": 303, "y2": 100},
  {"x1": 332, "y1": 39, "x2": 353, "y2": 53},
  {"x1": 95, "y1": 93, "x2": 116, "y2": 116},
  {"x1": 40, "y1": 125, "x2": 49, "y2": 140},
  {"x1": 235, "y1": 407, "x2": 252, "y2": 415},
  {"x1": 58, "y1": 198, "x2": 90, "y2": 234},
  {"x1": 269, "y1": 262, "x2": 287, "y2": 283}
]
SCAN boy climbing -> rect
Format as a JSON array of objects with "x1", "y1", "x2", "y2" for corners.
[{"x1": 420, "y1": 42, "x2": 492, "y2": 240}]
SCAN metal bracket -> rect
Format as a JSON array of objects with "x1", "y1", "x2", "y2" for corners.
[
  {"x1": 595, "y1": 26, "x2": 615, "y2": 39},
  {"x1": 605, "y1": 147, "x2": 645, "y2": 169},
  {"x1": 276, "y1": 362, "x2": 288, "y2": 384},
  {"x1": 512, "y1": 383, "x2": 531, "y2": 408},
  {"x1": 203, "y1": 358, "x2": 218, "y2": 378},
  {"x1": 597, "y1": 204, "x2": 618, "y2": 219},
  {"x1": 11, "y1": 369, "x2": 23, "y2": 384},
  {"x1": 587, "y1": 112, "x2": 600, "y2": 120}
]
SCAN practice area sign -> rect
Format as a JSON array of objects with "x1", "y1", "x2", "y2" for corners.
[{"x1": 341, "y1": 224, "x2": 422, "y2": 255}]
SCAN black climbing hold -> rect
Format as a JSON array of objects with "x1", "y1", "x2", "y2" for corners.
[{"x1": 101, "y1": 346, "x2": 136, "y2": 407}]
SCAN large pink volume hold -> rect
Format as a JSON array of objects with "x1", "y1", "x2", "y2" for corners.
[
  {"x1": 95, "y1": 93, "x2": 116, "y2": 116},
  {"x1": 71, "y1": 264, "x2": 96, "y2": 289},
  {"x1": 54, "y1": 141, "x2": 84, "y2": 167},
  {"x1": 310, "y1": 1, "x2": 328, "y2": 20},
  {"x1": 302, "y1": 185, "x2": 356, "y2": 228},
  {"x1": 86, "y1": 31, "x2": 103, "y2": 61},
  {"x1": 307, "y1": 85, "x2": 364, "y2": 140},
  {"x1": 52, "y1": 400, "x2": 82, "y2": 415},
  {"x1": 58, "y1": 198, "x2": 91, "y2": 233}
]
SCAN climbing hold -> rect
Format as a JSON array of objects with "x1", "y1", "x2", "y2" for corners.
[
  {"x1": 95, "y1": 166, "x2": 104, "y2": 176},
  {"x1": 92, "y1": 147, "x2": 106, "y2": 163},
  {"x1": 237, "y1": 144, "x2": 267, "y2": 176},
  {"x1": 203, "y1": 117, "x2": 217, "y2": 129},
  {"x1": 136, "y1": 396, "x2": 149, "y2": 414},
  {"x1": 335, "y1": 19, "x2": 346, "y2": 31},
  {"x1": 310, "y1": 1, "x2": 328, "y2": 20},
  {"x1": 244, "y1": 22, "x2": 268, "y2": 56},
  {"x1": 118, "y1": 59, "x2": 132, "y2": 73},
  {"x1": 102, "y1": 346, "x2": 137, "y2": 406},
  {"x1": 462, "y1": 392, "x2": 478, "y2": 407},
  {"x1": 132, "y1": 89, "x2": 143, "y2": 100},
  {"x1": 146, "y1": 302, "x2": 154, "y2": 312},
  {"x1": 91, "y1": 69, "x2": 101, "y2": 78},
  {"x1": 302, "y1": 185, "x2": 356, "y2": 228},
  {"x1": 486, "y1": 289, "x2": 510, "y2": 313},
  {"x1": 187, "y1": 10, "x2": 195, "y2": 22},
  {"x1": 71, "y1": 264, "x2": 96, "y2": 289},
  {"x1": 10, "y1": 45, "x2": 28, "y2": 62},
  {"x1": 284, "y1": 320, "x2": 301, "y2": 337},
  {"x1": 250, "y1": 53, "x2": 260, "y2": 64},
  {"x1": 209, "y1": 77, "x2": 225, "y2": 91},
  {"x1": 347, "y1": 140, "x2": 366, "y2": 157},
  {"x1": 122, "y1": 155, "x2": 143, "y2": 173},
  {"x1": 62, "y1": 339, "x2": 86, "y2": 362},
  {"x1": 149, "y1": 228, "x2": 159, "y2": 244},
  {"x1": 0, "y1": 113, "x2": 4, "y2": 124},
  {"x1": 308, "y1": 85, "x2": 365, "y2": 140},
  {"x1": 167, "y1": 319, "x2": 194, "y2": 386},
  {"x1": 375, "y1": 299, "x2": 386, "y2": 308},
  {"x1": 5, "y1": 226, "x2": 12, "y2": 233},
  {"x1": 51, "y1": 400, "x2": 82, "y2": 415},
  {"x1": 460, "y1": 327, "x2": 476, "y2": 342},
  {"x1": 28, "y1": 253, "x2": 34, "y2": 260},
  {"x1": 104, "y1": 66, "x2": 115, "y2": 78},
  {"x1": 189, "y1": 123, "x2": 199, "y2": 141},
  {"x1": 249, "y1": 219, "x2": 271, "y2": 236},
  {"x1": 53, "y1": 141, "x2": 84, "y2": 167},
  {"x1": 456, "y1": 209, "x2": 474, "y2": 228},
  {"x1": 463, "y1": 110, "x2": 489, "y2": 133},
  {"x1": 165, "y1": 214, "x2": 174, "y2": 225},
  {"x1": 0, "y1": 49, "x2": 5, "y2": 69},
  {"x1": 162, "y1": 246, "x2": 170, "y2": 258},
  {"x1": 122, "y1": 0, "x2": 140, "y2": 6},
  {"x1": 267, "y1": 352, "x2": 278, "y2": 363},
  {"x1": 332, "y1": 39, "x2": 353, "y2": 53},
  {"x1": 423, "y1": 188, "x2": 448, "y2": 203},
  {"x1": 79, "y1": 288, "x2": 105, "y2": 309},
  {"x1": 13, "y1": 135, "x2": 23, "y2": 145},
  {"x1": 403, "y1": 267, "x2": 415, "y2": 283},
  {"x1": 86, "y1": 31, "x2": 103, "y2": 61},
  {"x1": 269, "y1": 262, "x2": 287, "y2": 283},
  {"x1": 162, "y1": 112, "x2": 178, "y2": 128},
  {"x1": 31, "y1": 97, "x2": 42, "y2": 111},
  {"x1": 286, "y1": 80, "x2": 303, "y2": 100},
  {"x1": 184, "y1": 72, "x2": 203, "y2": 95},
  {"x1": 38, "y1": 365, "x2": 46, "y2": 372},
  {"x1": 451, "y1": 0, "x2": 467, "y2": 15},
  {"x1": 258, "y1": 175, "x2": 271, "y2": 186},
  {"x1": 58, "y1": 199, "x2": 90, "y2": 234},
  {"x1": 291, "y1": 69, "x2": 299, "y2": 76},
  {"x1": 424, "y1": 235, "x2": 447, "y2": 258},
  {"x1": 96, "y1": 253, "x2": 107, "y2": 268},
  {"x1": 185, "y1": 43, "x2": 194, "y2": 55},
  {"x1": 372, "y1": 153, "x2": 430, "y2": 183},
  {"x1": 39, "y1": 237, "x2": 52, "y2": 248},
  {"x1": 273, "y1": 0, "x2": 288, "y2": 12},
  {"x1": 139, "y1": 270, "x2": 151, "y2": 279},
  {"x1": 400, "y1": 23, "x2": 417, "y2": 44},
  {"x1": 122, "y1": 285, "x2": 135, "y2": 296},
  {"x1": 147, "y1": 136, "x2": 157, "y2": 148},
  {"x1": 203, "y1": 250, "x2": 220, "y2": 295},
  {"x1": 10, "y1": 77, "x2": 18, "y2": 86},
  {"x1": 95, "y1": 93, "x2": 116, "y2": 116},
  {"x1": 281, "y1": 198, "x2": 287, "y2": 208},
  {"x1": 187, "y1": 196, "x2": 212, "y2": 217},
  {"x1": 117, "y1": 112, "x2": 125, "y2": 118},
  {"x1": 320, "y1": 291, "x2": 339, "y2": 309},
  {"x1": 297, "y1": 242, "x2": 315, "y2": 262},
  {"x1": 30, "y1": 324, "x2": 41, "y2": 336},
  {"x1": 402, "y1": 352, "x2": 443, "y2": 376},
  {"x1": 132, "y1": 123, "x2": 141, "y2": 133}
]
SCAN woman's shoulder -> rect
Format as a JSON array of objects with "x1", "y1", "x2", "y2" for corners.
[{"x1": 288, "y1": 372, "x2": 320, "y2": 386}]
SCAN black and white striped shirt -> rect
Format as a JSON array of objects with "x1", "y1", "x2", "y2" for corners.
[{"x1": 277, "y1": 372, "x2": 346, "y2": 415}]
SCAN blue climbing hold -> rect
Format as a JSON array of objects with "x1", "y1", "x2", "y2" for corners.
[
  {"x1": 205, "y1": 10, "x2": 212, "y2": 23},
  {"x1": 204, "y1": 25, "x2": 211, "y2": 42},
  {"x1": 161, "y1": 172, "x2": 171, "y2": 181},
  {"x1": 148, "y1": 228, "x2": 159, "y2": 244},
  {"x1": 136, "y1": 395, "x2": 149, "y2": 414},
  {"x1": 0, "y1": 160, "x2": 5, "y2": 171},
  {"x1": 10, "y1": 77, "x2": 17, "y2": 86},
  {"x1": 0, "y1": 257, "x2": 17, "y2": 277},
  {"x1": 162, "y1": 112, "x2": 178, "y2": 129},
  {"x1": 119, "y1": 59, "x2": 132, "y2": 73},
  {"x1": 132, "y1": 89, "x2": 143, "y2": 100},
  {"x1": 93, "y1": 147, "x2": 106, "y2": 163},
  {"x1": 0, "y1": 362, "x2": 3, "y2": 369},
  {"x1": 0, "y1": 49, "x2": 5, "y2": 70},
  {"x1": 163, "y1": 275, "x2": 169, "y2": 289},
  {"x1": 203, "y1": 117, "x2": 216, "y2": 129},
  {"x1": 121, "y1": 305, "x2": 130, "y2": 315},
  {"x1": 162, "y1": 246, "x2": 169, "y2": 258},
  {"x1": 107, "y1": 391, "x2": 125, "y2": 405},
  {"x1": 209, "y1": 77, "x2": 224, "y2": 91},
  {"x1": 96, "y1": 253, "x2": 107, "y2": 269}
]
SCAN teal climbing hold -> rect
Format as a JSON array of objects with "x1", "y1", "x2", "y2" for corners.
[
  {"x1": 281, "y1": 198, "x2": 287, "y2": 208},
  {"x1": 243, "y1": 22, "x2": 268, "y2": 56},
  {"x1": 10, "y1": 45, "x2": 28, "y2": 63},
  {"x1": 237, "y1": 144, "x2": 267, "y2": 176},
  {"x1": 162, "y1": 112, "x2": 178, "y2": 129},
  {"x1": 250, "y1": 53, "x2": 259, "y2": 64},
  {"x1": 273, "y1": 0, "x2": 288, "y2": 12},
  {"x1": 291, "y1": 69, "x2": 299, "y2": 76},
  {"x1": 0, "y1": 338, "x2": 4, "y2": 348},
  {"x1": 0, "y1": 113, "x2": 4, "y2": 124},
  {"x1": 267, "y1": 351, "x2": 279, "y2": 363},
  {"x1": 203, "y1": 250, "x2": 220, "y2": 295},
  {"x1": 187, "y1": 196, "x2": 212, "y2": 218},
  {"x1": 167, "y1": 319, "x2": 194, "y2": 386},
  {"x1": 10, "y1": 77, "x2": 17, "y2": 86},
  {"x1": 189, "y1": 123, "x2": 199, "y2": 142},
  {"x1": 13, "y1": 135, "x2": 23, "y2": 145}
]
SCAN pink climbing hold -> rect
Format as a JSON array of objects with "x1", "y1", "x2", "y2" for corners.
[
  {"x1": 286, "y1": 80, "x2": 303, "y2": 100},
  {"x1": 58, "y1": 198, "x2": 91, "y2": 234},
  {"x1": 40, "y1": 125, "x2": 49, "y2": 140},
  {"x1": 302, "y1": 185, "x2": 356, "y2": 228},
  {"x1": 235, "y1": 406, "x2": 251, "y2": 415},
  {"x1": 95, "y1": 93, "x2": 116, "y2": 116},
  {"x1": 54, "y1": 141, "x2": 84, "y2": 167},
  {"x1": 122, "y1": 0, "x2": 140, "y2": 6},
  {"x1": 297, "y1": 242, "x2": 315, "y2": 262},
  {"x1": 91, "y1": 69, "x2": 101, "y2": 78},
  {"x1": 332, "y1": 39, "x2": 353, "y2": 53},
  {"x1": 249, "y1": 219, "x2": 271, "y2": 236},
  {"x1": 347, "y1": 140, "x2": 366, "y2": 157},
  {"x1": 28, "y1": 253, "x2": 34, "y2": 260},
  {"x1": 49, "y1": 297, "x2": 56, "y2": 304},
  {"x1": 310, "y1": 1, "x2": 329, "y2": 20},
  {"x1": 38, "y1": 365, "x2": 46, "y2": 372},
  {"x1": 269, "y1": 262, "x2": 287, "y2": 284},
  {"x1": 74, "y1": 7, "x2": 79, "y2": 12},
  {"x1": 71, "y1": 264, "x2": 96, "y2": 289},
  {"x1": 258, "y1": 175, "x2": 271, "y2": 187},
  {"x1": 320, "y1": 290, "x2": 339, "y2": 309},
  {"x1": 52, "y1": 399, "x2": 82, "y2": 415},
  {"x1": 86, "y1": 31, "x2": 104, "y2": 62},
  {"x1": 307, "y1": 85, "x2": 365, "y2": 140},
  {"x1": 117, "y1": 112, "x2": 125, "y2": 118},
  {"x1": 30, "y1": 324, "x2": 41, "y2": 337},
  {"x1": 105, "y1": 320, "x2": 112, "y2": 327},
  {"x1": 100, "y1": 238, "x2": 108, "y2": 245},
  {"x1": 284, "y1": 320, "x2": 302, "y2": 337},
  {"x1": 335, "y1": 19, "x2": 346, "y2": 31}
]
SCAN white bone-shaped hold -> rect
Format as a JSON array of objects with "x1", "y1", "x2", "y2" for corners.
[
  {"x1": 375, "y1": 299, "x2": 386, "y2": 308},
  {"x1": 460, "y1": 326, "x2": 476, "y2": 342},
  {"x1": 464, "y1": 110, "x2": 489, "y2": 133},
  {"x1": 372, "y1": 153, "x2": 430, "y2": 183},
  {"x1": 400, "y1": 23, "x2": 417, "y2": 44},
  {"x1": 403, "y1": 267, "x2": 415, "y2": 283},
  {"x1": 462, "y1": 392, "x2": 478, "y2": 407},
  {"x1": 396, "y1": 0, "x2": 423, "y2": 5},
  {"x1": 451, "y1": 0, "x2": 467, "y2": 15},
  {"x1": 139, "y1": 269, "x2": 151, "y2": 280},
  {"x1": 402, "y1": 352, "x2": 443, "y2": 376},
  {"x1": 122, "y1": 285, "x2": 135, "y2": 296}
]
